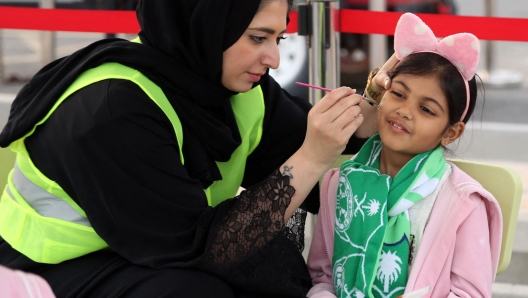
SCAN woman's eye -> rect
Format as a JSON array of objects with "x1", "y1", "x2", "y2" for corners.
[
  {"x1": 250, "y1": 36, "x2": 266, "y2": 43},
  {"x1": 276, "y1": 36, "x2": 287, "y2": 45},
  {"x1": 420, "y1": 106, "x2": 435, "y2": 115}
]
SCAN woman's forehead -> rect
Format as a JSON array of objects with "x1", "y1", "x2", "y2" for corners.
[{"x1": 245, "y1": 3, "x2": 288, "y2": 37}]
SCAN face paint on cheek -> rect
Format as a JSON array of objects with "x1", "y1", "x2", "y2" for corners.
[{"x1": 377, "y1": 97, "x2": 387, "y2": 111}]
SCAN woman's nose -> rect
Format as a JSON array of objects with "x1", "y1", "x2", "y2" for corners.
[{"x1": 262, "y1": 44, "x2": 280, "y2": 69}]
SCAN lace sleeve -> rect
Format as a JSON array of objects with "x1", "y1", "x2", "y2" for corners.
[
  {"x1": 205, "y1": 169, "x2": 296, "y2": 266},
  {"x1": 196, "y1": 169, "x2": 312, "y2": 297}
]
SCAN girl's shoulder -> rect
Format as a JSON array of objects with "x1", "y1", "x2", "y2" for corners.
[
  {"x1": 439, "y1": 162, "x2": 501, "y2": 218},
  {"x1": 444, "y1": 162, "x2": 495, "y2": 201}
]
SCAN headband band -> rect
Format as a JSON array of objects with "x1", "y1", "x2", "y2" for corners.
[{"x1": 394, "y1": 13, "x2": 480, "y2": 122}]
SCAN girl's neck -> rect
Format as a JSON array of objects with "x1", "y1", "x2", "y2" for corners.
[{"x1": 378, "y1": 146, "x2": 415, "y2": 178}]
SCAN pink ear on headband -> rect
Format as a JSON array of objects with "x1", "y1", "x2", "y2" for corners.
[
  {"x1": 394, "y1": 13, "x2": 480, "y2": 81},
  {"x1": 393, "y1": 13, "x2": 480, "y2": 121}
]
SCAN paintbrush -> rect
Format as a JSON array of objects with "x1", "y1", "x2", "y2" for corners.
[{"x1": 295, "y1": 82, "x2": 379, "y2": 107}]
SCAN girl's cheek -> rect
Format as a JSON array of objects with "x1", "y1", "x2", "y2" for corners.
[{"x1": 377, "y1": 97, "x2": 387, "y2": 111}]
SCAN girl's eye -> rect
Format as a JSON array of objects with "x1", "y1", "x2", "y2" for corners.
[
  {"x1": 250, "y1": 36, "x2": 266, "y2": 43},
  {"x1": 276, "y1": 36, "x2": 287, "y2": 45},
  {"x1": 390, "y1": 90, "x2": 404, "y2": 99},
  {"x1": 420, "y1": 106, "x2": 435, "y2": 115}
]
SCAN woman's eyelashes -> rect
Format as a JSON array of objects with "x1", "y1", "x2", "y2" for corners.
[
  {"x1": 250, "y1": 35, "x2": 266, "y2": 43},
  {"x1": 249, "y1": 35, "x2": 287, "y2": 45}
]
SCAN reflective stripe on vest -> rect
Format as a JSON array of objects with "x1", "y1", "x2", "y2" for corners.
[
  {"x1": 0, "y1": 58, "x2": 264, "y2": 264},
  {"x1": 11, "y1": 163, "x2": 90, "y2": 226}
]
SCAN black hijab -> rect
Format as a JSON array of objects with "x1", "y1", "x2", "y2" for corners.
[{"x1": 0, "y1": 0, "x2": 266, "y2": 187}]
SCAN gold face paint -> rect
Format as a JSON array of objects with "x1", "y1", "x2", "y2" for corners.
[{"x1": 377, "y1": 97, "x2": 387, "y2": 111}]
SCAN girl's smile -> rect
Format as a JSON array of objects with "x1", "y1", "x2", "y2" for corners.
[
  {"x1": 387, "y1": 119, "x2": 409, "y2": 134},
  {"x1": 378, "y1": 74, "x2": 453, "y2": 168}
]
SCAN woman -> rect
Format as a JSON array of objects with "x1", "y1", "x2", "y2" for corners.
[{"x1": 0, "y1": 0, "x2": 379, "y2": 297}]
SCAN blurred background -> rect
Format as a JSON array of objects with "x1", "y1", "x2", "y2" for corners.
[{"x1": 0, "y1": 0, "x2": 527, "y2": 296}]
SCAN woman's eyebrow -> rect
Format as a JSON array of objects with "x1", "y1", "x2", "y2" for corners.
[
  {"x1": 394, "y1": 80, "x2": 445, "y2": 113},
  {"x1": 248, "y1": 27, "x2": 287, "y2": 35}
]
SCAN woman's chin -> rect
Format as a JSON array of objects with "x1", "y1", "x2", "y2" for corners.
[{"x1": 228, "y1": 84, "x2": 253, "y2": 93}]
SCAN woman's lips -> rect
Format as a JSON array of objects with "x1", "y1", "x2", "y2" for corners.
[{"x1": 248, "y1": 72, "x2": 262, "y2": 82}]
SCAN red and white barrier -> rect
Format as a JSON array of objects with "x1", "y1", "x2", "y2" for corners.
[{"x1": 0, "y1": 7, "x2": 527, "y2": 42}]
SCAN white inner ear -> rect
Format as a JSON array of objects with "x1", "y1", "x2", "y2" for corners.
[
  {"x1": 443, "y1": 36, "x2": 455, "y2": 46},
  {"x1": 414, "y1": 23, "x2": 427, "y2": 35},
  {"x1": 399, "y1": 47, "x2": 412, "y2": 57},
  {"x1": 471, "y1": 40, "x2": 480, "y2": 52},
  {"x1": 455, "y1": 62, "x2": 465, "y2": 75}
]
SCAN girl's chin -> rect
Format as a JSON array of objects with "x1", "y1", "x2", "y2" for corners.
[{"x1": 379, "y1": 133, "x2": 409, "y2": 150}]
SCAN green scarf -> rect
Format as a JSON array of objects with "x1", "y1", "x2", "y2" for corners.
[{"x1": 332, "y1": 134, "x2": 446, "y2": 298}]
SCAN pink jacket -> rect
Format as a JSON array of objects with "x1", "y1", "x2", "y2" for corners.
[
  {"x1": 307, "y1": 162, "x2": 502, "y2": 298},
  {"x1": 0, "y1": 265, "x2": 55, "y2": 298}
]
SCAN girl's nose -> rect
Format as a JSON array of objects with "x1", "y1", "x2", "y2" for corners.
[{"x1": 396, "y1": 107, "x2": 412, "y2": 120}]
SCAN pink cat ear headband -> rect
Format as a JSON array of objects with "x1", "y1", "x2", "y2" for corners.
[{"x1": 394, "y1": 13, "x2": 480, "y2": 121}]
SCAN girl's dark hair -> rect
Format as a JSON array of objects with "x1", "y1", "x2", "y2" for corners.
[{"x1": 388, "y1": 52, "x2": 478, "y2": 125}]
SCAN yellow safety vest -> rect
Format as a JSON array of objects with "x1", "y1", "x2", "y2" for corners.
[{"x1": 0, "y1": 61, "x2": 264, "y2": 264}]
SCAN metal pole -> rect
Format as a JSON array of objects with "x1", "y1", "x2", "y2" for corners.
[
  {"x1": 39, "y1": 0, "x2": 56, "y2": 66},
  {"x1": 480, "y1": 0, "x2": 522, "y2": 88},
  {"x1": 308, "y1": 0, "x2": 340, "y2": 106},
  {"x1": 302, "y1": 0, "x2": 340, "y2": 253},
  {"x1": 0, "y1": 30, "x2": 4, "y2": 83},
  {"x1": 484, "y1": 0, "x2": 495, "y2": 73},
  {"x1": 368, "y1": 0, "x2": 387, "y2": 70}
]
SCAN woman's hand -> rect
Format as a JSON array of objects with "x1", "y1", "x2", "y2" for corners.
[
  {"x1": 300, "y1": 87, "x2": 363, "y2": 169},
  {"x1": 371, "y1": 53, "x2": 400, "y2": 93},
  {"x1": 280, "y1": 87, "x2": 363, "y2": 221},
  {"x1": 353, "y1": 53, "x2": 400, "y2": 139}
]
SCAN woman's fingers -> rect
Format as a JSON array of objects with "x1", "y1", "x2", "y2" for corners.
[
  {"x1": 373, "y1": 71, "x2": 391, "y2": 92},
  {"x1": 381, "y1": 52, "x2": 400, "y2": 71},
  {"x1": 312, "y1": 87, "x2": 361, "y2": 123},
  {"x1": 303, "y1": 91, "x2": 365, "y2": 167},
  {"x1": 314, "y1": 87, "x2": 357, "y2": 113},
  {"x1": 328, "y1": 95, "x2": 362, "y2": 129},
  {"x1": 342, "y1": 113, "x2": 364, "y2": 137},
  {"x1": 372, "y1": 53, "x2": 400, "y2": 92},
  {"x1": 310, "y1": 91, "x2": 362, "y2": 137}
]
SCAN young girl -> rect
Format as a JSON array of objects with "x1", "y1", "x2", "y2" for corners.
[{"x1": 306, "y1": 13, "x2": 502, "y2": 298}]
